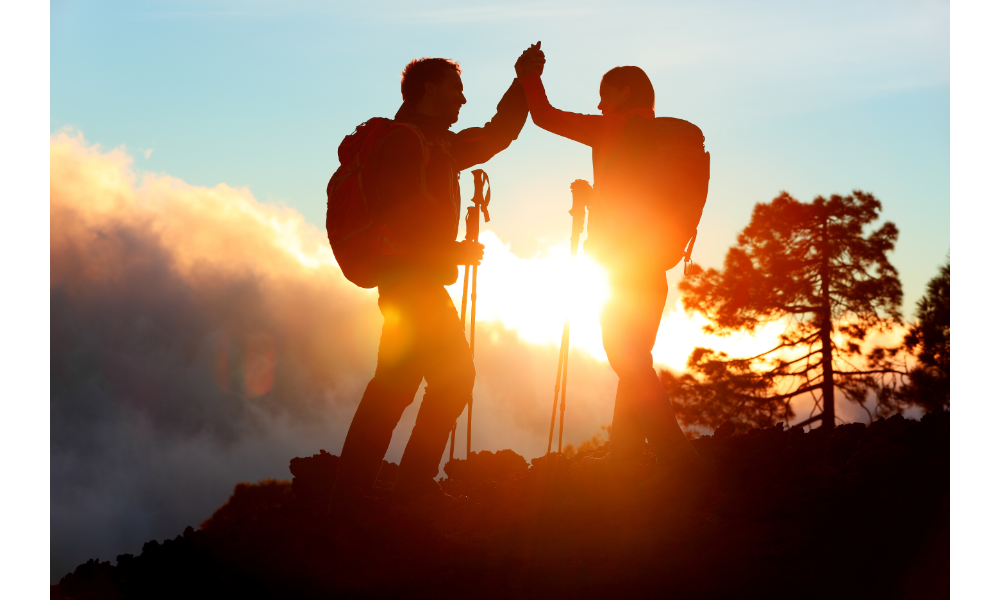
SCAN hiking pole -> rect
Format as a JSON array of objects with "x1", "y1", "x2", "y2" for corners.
[
  {"x1": 450, "y1": 230, "x2": 474, "y2": 461},
  {"x1": 547, "y1": 180, "x2": 590, "y2": 455},
  {"x1": 451, "y1": 253, "x2": 472, "y2": 462},
  {"x1": 449, "y1": 169, "x2": 491, "y2": 461}
]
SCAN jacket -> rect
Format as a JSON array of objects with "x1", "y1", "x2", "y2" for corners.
[{"x1": 373, "y1": 79, "x2": 528, "y2": 286}]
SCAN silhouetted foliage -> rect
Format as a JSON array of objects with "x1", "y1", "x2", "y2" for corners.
[
  {"x1": 900, "y1": 259, "x2": 950, "y2": 412},
  {"x1": 52, "y1": 414, "x2": 949, "y2": 599},
  {"x1": 660, "y1": 350, "x2": 792, "y2": 435},
  {"x1": 867, "y1": 258, "x2": 950, "y2": 415},
  {"x1": 677, "y1": 191, "x2": 903, "y2": 429}
]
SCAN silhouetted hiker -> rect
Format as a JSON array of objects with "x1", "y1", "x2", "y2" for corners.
[
  {"x1": 328, "y1": 55, "x2": 531, "y2": 509},
  {"x1": 519, "y1": 45, "x2": 705, "y2": 478}
]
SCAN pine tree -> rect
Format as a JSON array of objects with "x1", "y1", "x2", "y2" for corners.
[
  {"x1": 868, "y1": 258, "x2": 950, "y2": 414},
  {"x1": 676, "y1": 191, "x2": 902, "y2": 429}
]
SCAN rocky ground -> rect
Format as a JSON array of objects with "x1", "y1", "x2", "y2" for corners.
[{"x1": 52, "y1": 412, "x2": 949, "y2": 599}]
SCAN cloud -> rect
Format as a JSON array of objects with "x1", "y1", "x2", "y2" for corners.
[
  {"x1": 50, "y1": 131, "x2": 380, "y2": 580},
  {"x1": 49, "y1": 132, "x2": 622, "y2": 582}
]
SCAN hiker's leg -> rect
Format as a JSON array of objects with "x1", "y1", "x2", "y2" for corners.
[
  {"x1": 394, "y1": 285, "x2": 475, "y2": 493},
  {"x1": 601, "y1": 278, "x2": 649, "y2": 461},
  {"x1": 626, "y1": 271, "x2": 694, "y2": 461},
  {"x1": 335, "y1": 289, "x2": 423, "y2": 494},
  {"x1": 603, "y1": 270, "x2": 692, "y2": 462}
]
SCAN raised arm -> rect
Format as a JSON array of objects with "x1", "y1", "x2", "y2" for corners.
[
  {"x1": 450, "y1": 78, "x2": 529, "y2": 172},
  {"x1": 521, "y1": 72, "x2": 604, "y2": 148}
]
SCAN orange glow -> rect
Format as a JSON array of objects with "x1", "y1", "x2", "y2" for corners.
[
  {"x1": 51, "y1": 130, "x2": 906, "y2": 427},
  {"x1": 452, "y1": 230, "x2": 610, "y2": 358},
  {"x1": 447, "y1": 229, "x2": 789, "y2": 373},
  {"x1": 652, "y1": 307, "x2": 788, "y2": 372}
]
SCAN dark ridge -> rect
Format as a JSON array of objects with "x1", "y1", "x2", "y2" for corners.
[{"x1": 51, "y1": 412, "x2": 949, "y2": 599}]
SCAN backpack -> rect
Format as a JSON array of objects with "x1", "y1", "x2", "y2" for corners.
[
  {"x1": 598, "y1": 115, "x2": 711, "y2": 271},
  {"x1": 326, "y1": 118, "x2": 427, "y2": 288}
]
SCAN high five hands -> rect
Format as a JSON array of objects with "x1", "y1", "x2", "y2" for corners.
[{"x1": 515, "y1": 41, "x2": 545, "y2": 79}]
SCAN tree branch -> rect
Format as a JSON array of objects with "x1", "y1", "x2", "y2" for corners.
[
  {"x1": 779, "y1": 349, "x2": 823, "y2": 368},
  {"x1": 832, "y1": 368, "x2": 906, "y2": 376},
  {"x1": 746, "y1": 332, "x2": 821, "y2": 361},
  {"x1": 778, "y1": 304, "x2": 821, "y2": 314},
  {"x1": 767, "y1": 383, "x2": 823, "y2": 402}
]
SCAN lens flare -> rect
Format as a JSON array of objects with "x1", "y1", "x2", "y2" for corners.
[{"x1": 213, "y1": 328, "x2": 277, "y2": 399}]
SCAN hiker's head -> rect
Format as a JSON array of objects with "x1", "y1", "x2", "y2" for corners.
[
  {"x1": 401, "y1": 58, "x2": 466, "y2": 124},
  {"x1": 598, "y1": 66, "x2": 655, "y2": 116}
]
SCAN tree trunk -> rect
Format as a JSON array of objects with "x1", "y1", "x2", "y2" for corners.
[{"x1": 819, "y1": 214, "x2": 836, "y2": 429}]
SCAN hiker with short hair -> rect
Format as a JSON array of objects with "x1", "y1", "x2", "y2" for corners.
[
  {"x1": 329, "y1": 54, "x2": 531, "y2": 508},
  {"x1": 518, "y1": 44, "x2": 703, "y2": 475}
]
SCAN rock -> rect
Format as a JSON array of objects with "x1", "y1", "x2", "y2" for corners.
[
  {"x1": 444, "y1": 449, "x2": 529, "y2": 482},
  {"x1": 289, "y1": 449, "x2": 339, "y2": 515}
]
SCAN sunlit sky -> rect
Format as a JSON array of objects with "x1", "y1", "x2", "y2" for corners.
[{"x1": 51, "y1": 0, "x2": 949, "y2": 319}]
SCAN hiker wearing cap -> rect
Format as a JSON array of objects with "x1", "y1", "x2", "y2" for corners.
[
  {"x1": 328, "y1": 54, "x2": 531, "y2": 508},
  {"x1": 518, "y1": 44, "x2": 703, "y2": 476}
]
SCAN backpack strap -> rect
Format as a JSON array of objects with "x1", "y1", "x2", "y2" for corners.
[
  {"x1": 389, "y1": 122, "x2": 431, "y2": 170},
  {"x1": 389, "y1": 121, "x2": 448, "y2": 211}
]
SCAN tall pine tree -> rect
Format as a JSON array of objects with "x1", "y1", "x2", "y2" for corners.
[{"x1": 676, "y1": 191, "x2": 902, "y2": 430}]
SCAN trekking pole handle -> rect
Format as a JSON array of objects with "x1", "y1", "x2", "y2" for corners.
[
  {"x1": 471, "y1": 169, "x2": 491, "y2": 223},
  {"x1": 569, "y1": 179, "x2": 591, "y2": 245},
  {"x1": 465, "y1": 206, "x2": 480, "y2": 243}
]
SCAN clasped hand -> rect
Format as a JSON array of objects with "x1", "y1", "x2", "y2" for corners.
[
  {"x1": 450, "y1": 240, "x2": 485, "y2": 266},
  {"x1": 515, "y1": 41, "x2": 545, "y2": 78}
]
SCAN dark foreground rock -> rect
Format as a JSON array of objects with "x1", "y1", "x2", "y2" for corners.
[{"x1": 52, "y1": 412, "x2": 949, "y2": 599}]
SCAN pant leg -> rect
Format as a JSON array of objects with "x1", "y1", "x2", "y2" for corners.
[
  {"x1": 394, "y1": 285, "x2": 476, "y2": 493},
  {"x1": 335, "y1": 288, "x2": 424, "y2": 493},
  {"x1": 601, "y1": 273, "x2": 659, "y2": 460},
  {"x1": 601, "y1": 269, "x2": 691, "y2": 461}
]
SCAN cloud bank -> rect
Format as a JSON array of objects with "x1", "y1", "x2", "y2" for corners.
[{"x1": 49, "y1": 132, "x2": 621, "y2": 581}]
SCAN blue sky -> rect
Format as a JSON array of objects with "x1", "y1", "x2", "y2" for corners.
[{"x1": 51, "y1": 0, "x2": 949, "y2": 316}]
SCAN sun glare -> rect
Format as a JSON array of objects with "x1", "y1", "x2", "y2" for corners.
[
  {"x1": 449, "y1": 230, "x2": 610, "y2": 358},
  {"x1": 653, "y1": 309, "x2": 789, "y2": 372},
  {"x1": 449, "y1": 230, "x2": 787, "y2": 372}
]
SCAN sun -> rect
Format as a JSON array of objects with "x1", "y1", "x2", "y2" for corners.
[
  {"x1": 449, "y1": 229, "x2": 789, "y2": 373},
  {"x1": 449, "y1": 230, "x2": 610, "y2": 358}
]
